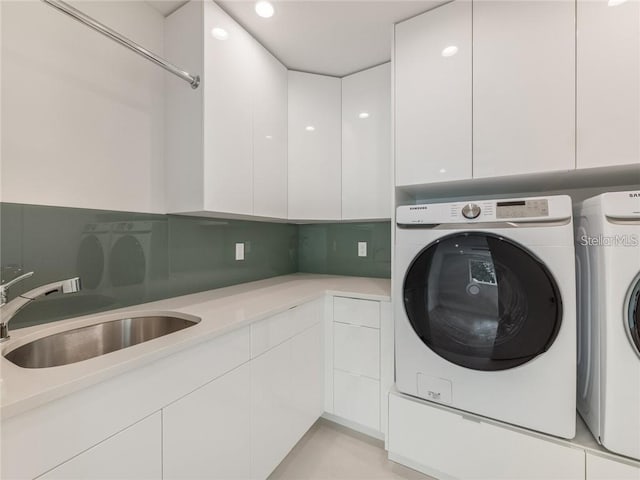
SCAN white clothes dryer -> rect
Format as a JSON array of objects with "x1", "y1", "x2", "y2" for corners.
[
  {"x1": 395, "y1": 195, "x2": 577, "y2": 439},
  {"x1": 575, "y1": 190, "x2": 640, "y2": 459}
]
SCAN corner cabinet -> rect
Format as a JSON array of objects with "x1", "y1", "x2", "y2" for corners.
[
  {"x1": 342, "y1": 64, "x2": 392, "y2": 220},
  {"x1": 576, "y1": 0, "x2": 640, "y2": 170},
  {"x1": 165, "y1": 0, "x2": 287, "y2": 219},
  {"x1": 288, "y1": 71, "x2": 342, "y2": 221}
]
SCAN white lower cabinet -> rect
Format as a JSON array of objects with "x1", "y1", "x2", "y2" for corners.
[
  {"x1": 251, "y1": 319, "x2": 324, "y2": 479},
  {"x1": 329, "y1": 297, "x2": 383, "y2": 434},
  {"x1": 586, "y1": 452, "x2": 640, "y2": 480},
  {"x1": 39, "y1": 413, "x2": 161, "y2": 480},
  {"x1": 162, "y1": 363, "x2": 251, "y2": 480},
  {"x1": 388, "y1": 392, "x2": 585, "y2": 480},
  {"x1": 334, "y1": 370, "x2": 380, "y2": 431}
]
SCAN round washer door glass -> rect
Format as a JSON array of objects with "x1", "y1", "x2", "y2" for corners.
[
  {"x1": 403, "y1": 233, "x2": 563, "y2": 371},
  {"x1": 628, "y1": 276, "x2": 640, "y2": 355}
]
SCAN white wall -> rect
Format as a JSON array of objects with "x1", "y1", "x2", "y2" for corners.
[{"x1": 0, "y1": 0, "x2": 165, "y2": 213}]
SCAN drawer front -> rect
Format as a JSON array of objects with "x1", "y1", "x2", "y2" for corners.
[
  {"x1": 334, "y1": 322, "x2": 379, "y2": 379},
  {"x1": 334, "y1": 297, "x2": 380, "y2": 329},
  {"x1": 388, "y1": 393, "x2": 585, "y2": 480},
  {"x1": 251, "y1": 298, "x2": 323, "y2": 358},
  {"x1": 334, "y1": 370, "x2": 380, "y2": 431}
]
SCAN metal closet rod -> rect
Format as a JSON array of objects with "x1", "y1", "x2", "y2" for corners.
[{"x1": 41, "y1": 0, "x2": 200, "y2": 89}]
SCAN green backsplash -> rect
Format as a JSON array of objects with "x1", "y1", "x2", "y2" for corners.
[
  {"x1": 0, "y1": 203, "x2": 391, "y2": 329},
  {"x1": 298, "y1": 222, "x2": 391, "y2": 278}
]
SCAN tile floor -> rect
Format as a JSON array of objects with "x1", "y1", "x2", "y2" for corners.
[{"x1": 269, "y1": 419, "x2": 434, "y2": 480}]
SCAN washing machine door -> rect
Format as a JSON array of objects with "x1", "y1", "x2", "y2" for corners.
[
  {"x1": 628, "y1": 276, "x2": 640, "y2": 357},
  {"x1": 403, "y1": 232, "x2": 562, "y2": 371}
]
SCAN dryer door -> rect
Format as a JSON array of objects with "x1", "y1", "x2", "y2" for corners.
[
  {"x1": 403, "y1": 232, "x2": 563, "y2": 371},
  {"x1": 628, "y1": 275, "x2": 640, "y2": 357}
]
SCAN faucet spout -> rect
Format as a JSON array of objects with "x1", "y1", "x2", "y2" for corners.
[{"x1": 0, "y1": 275, "x2": 82, "y2": 343}]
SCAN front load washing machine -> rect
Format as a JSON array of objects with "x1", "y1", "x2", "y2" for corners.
[
  {"x1": 395, "y1": 195, "x2": 577, "y2": 439},
  {"x1": 575, "y1": 191, "x2": 640, "y2": 459}
]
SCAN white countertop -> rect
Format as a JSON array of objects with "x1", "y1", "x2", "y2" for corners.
[{"x1": 0, "y1": 274, "x2": 390, "y2": 420}]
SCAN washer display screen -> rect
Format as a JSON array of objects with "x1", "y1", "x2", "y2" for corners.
[{"x1": 403, "y1": 233, "x2": 563, "y2": 371}]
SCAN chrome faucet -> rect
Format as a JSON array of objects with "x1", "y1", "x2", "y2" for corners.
[{"x1": 0, "y1": 272, "x2": 81, "y2": 342}]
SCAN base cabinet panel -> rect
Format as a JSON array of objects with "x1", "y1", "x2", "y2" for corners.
[
  {"x1": 586, "y1": 453, "x2": 640, "y2": 480},
  {"x1": 162, "y1": 363, "x2": 251, "y2": 480},
  {"x1": 40, "y1": 413, "x2": 161, "y2": 480},
  {"x1": 388, "y1": 393, "x2": 585, "y2": 480}
]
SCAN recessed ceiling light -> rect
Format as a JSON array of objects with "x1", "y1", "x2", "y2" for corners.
[
  {"x1": 607, "y1": 0, "x2": 628, "y2": 5},
  {"x1": 211, "y1": 27, "x2": 229, "y2": 40},
  {"x1": 255, "y1": 1, "x2": 275, "y2": 18},
  {"x1": 358, "y1": 112, "x2": 370, "y2": 119},
  {"x1": 265, "y1": 135, "x2": 273, "y2": 139},
  {"x1": 305, "y1": 126, "x2": 315, "y2": 132},
  {"x1": 439, "y1": 168, "x2": 447, "y2": 173},
  {"x1": 441, "y1": 45, "x2": 458, "y2": 57}
]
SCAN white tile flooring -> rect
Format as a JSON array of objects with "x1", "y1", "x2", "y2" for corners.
[{"x1": 268, "y1": 419, "x2": 434, "y2": 480}]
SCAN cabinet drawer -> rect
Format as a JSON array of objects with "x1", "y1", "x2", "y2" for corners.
[
  {"x1": 388, "y1": 393, "x2": 585, "y2": 480},
  {"x1": 251, "y1": 299, "x2": 322, "y2": 358},
  {"x1": 334, "y1": 370, "x2": 380, "y2": 431},
  {"x1": 334, "y1": 297, "x2": 380, "y2": 329},
  {"x1": 334, "y1": 322, "x2": 379, "y2": 379}
]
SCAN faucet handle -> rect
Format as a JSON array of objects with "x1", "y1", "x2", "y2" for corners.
[{"x1": 1, "y1": 272, "x2": 35, "y2": 298}]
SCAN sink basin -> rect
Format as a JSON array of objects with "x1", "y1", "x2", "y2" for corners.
[{"x1": 4, "y1": 315, "x2": 199, "y2": 368}]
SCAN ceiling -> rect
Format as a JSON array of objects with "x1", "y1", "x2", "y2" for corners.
[{"x1": 146, "y1": 1, "x2": 443, "y2": 77}]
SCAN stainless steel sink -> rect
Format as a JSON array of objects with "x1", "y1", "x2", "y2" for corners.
[{"x1": 4, "y1": 315, "x2": 199, "y2": 368}]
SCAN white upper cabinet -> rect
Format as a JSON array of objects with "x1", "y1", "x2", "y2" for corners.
[
  {"x1": 577, "y1": 0, "x2": 640, "y2": 170},
  {"x1": 253, "y1": 49, "x2": 289, "y2": 219},
  {"x1": 165, "y1": 1, "x2": 287, "y2": 218},
  {"x1": 288, "y1": 71, "x2": 342, "y2": 220},
  {"x1": 395, "y1": 1, "x2": 472, "y2": 187},
  {"x1": 342, "y1": 64, "x2": 392, "y2": 220},
  {"x1": 473, "y1": 0, "x2": 575, "y2": 178},
  {"x1": 202, "y1": 1, "x2": 254, "y2": 215}
]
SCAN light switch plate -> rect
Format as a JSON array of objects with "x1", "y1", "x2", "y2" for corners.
[
  {"x1": 358, "y1": 241, "x2": 367, "y2": 257},
  {"x1": 235, "y1": 242, "x2": 245, "y2": 261}
]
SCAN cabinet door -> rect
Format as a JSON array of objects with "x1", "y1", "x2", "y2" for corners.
[
  {"x1": 203, "y1": 1, "x2": 253, "y2": 214},
  {"x1": 288, "y1": 71, "x2": 342, "y2": 220},
  {"x1": 473, "y1": 1, "x2": 575, "y2": 178},
  {"x1": 395, "y1": 1, "x2": 472, "y2": 186},
  {"x1": 40, "y1": 413, "x2": 161, "y2": 480},
  {"x1": 250, "y1": 338, "x2": 296, "y2": 480},
  {"x1": 342, "y1": 63, "x2": 391, "y2": 219},
  {"x1": 577, "y1": 0, "x2": 640, "y2": 169},
  {"x1": 251, "y1": 320, "x2": 324, "y2": 479},
  {"x1": 253, "y1": 48, "x2": 288, "y2": 218},
  {"x1": 290, "y1": 322, "x2": 325, "y2": 440},
  {"x1": 163, "y1": 363, "x2": 251, "y2": 480}
]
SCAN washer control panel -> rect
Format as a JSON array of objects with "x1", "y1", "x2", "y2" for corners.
[
  {"x1": 496, "y1": 199, "x2": 549, "y2": 219},
  {"x1": 461, "y1": 203, "x2": 481, "y2": 219},
  {"x1": 397, "y1": 196, "x2": 568, "y2": 226}
]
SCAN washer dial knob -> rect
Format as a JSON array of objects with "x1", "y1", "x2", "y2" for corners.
[{"x1": 462, "y1": 203, "x2": 481, "y2": 219}]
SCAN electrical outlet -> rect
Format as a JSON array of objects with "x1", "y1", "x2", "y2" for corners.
[
  {"x1": 235, "y1": 242, "x2": 245, "y2": 261},
  {"x1": 358, "y1": 241, "x2": 367, "y2": 257}
]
